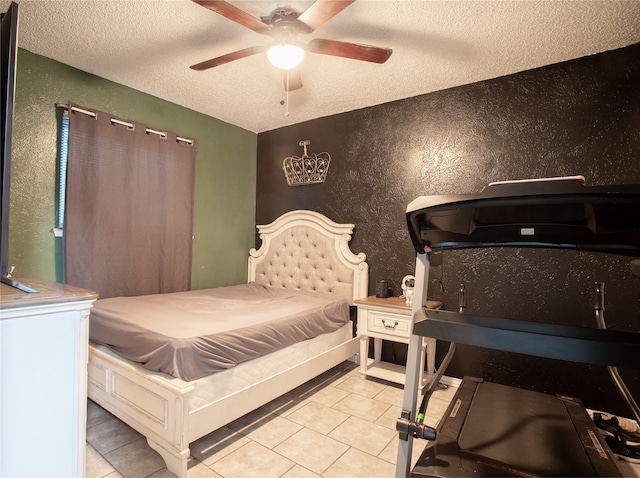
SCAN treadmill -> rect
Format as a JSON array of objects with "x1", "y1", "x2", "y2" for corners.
[{"x1": 395, "y1": 177, "x2": 640, "y2": 478}]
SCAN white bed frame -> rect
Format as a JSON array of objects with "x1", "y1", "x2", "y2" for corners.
[{"x1": 87, "y1": 210, "x2": 368, "y2": 478}]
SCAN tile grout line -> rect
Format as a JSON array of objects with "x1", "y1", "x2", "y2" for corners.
[{"x1": 87, "y1": 362, "x2": 459, "y2": 478}]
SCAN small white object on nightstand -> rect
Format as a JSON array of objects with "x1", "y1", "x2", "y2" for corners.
[{"x1": 401, "y1": 275, "x2": 415, "y2": 306}]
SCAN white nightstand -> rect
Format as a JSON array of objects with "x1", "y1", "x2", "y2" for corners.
[{"x1": 354, "y1": 296, "x2": 442, "y2": 389}]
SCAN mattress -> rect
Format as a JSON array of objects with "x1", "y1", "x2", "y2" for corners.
[
  {"x1": 89, "y1": 322, "x2": 354, "y2": 413},
  {"x1": 189, "y1": 321, "x2": 353, "y2": 411},
  {"x1": 89, "y1": 283, "x2": 350, "y2": 381}
]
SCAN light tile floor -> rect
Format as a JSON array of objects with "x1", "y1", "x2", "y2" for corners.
[
  {"x1": 86, "y1": 361, "x2": 456, "y2": 478},
  {"x1": 86, "y1": 361, "x2": 640, "y2": 478}
]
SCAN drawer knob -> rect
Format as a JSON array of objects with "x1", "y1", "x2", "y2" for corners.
[{"x1": 382, "y1": 319, "x2": 398, "y2": 330}]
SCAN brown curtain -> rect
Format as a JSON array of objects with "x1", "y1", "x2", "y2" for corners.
[{"x1": 64, "y1": 103, "x2": 197, "y2": 299}]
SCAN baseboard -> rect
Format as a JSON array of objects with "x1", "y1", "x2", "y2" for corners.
[{"x1": 440, "y1": 375, "x2": 462, "y2": 388}]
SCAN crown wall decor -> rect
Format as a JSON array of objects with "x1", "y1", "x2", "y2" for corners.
[{"x1": 283, "y1": 140, "x2": 331, "y2": 186}]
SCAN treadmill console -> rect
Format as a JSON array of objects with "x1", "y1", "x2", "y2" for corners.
[{"x1": 406, "y1": 178, "x2": 640, "y2": 256}]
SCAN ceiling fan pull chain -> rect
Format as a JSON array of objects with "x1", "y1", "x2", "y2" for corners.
[{"x1": 285, "y1": 70, "x2": 290, "y2": 117}]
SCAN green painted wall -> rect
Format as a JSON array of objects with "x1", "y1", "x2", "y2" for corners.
[{"x1": 9, "y1": 49, "x2": 257, "y2": 290}]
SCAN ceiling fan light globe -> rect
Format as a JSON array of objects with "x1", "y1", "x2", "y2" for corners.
[{"x1": 267, "y1": 44, "x2": 305, "y2": 70}]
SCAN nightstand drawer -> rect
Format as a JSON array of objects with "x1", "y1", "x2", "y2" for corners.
[{"x1": 368, "y1": 311, "x2": 411, "y2": 337}]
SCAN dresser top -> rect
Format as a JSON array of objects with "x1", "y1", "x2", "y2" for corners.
[{"x1": 1, "y1": 275, "x2": 97, "y2": 311}]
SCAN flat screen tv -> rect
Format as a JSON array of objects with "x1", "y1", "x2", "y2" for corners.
[{"x1": 1, "y1": 2, "x2": 36, "y2": 292}]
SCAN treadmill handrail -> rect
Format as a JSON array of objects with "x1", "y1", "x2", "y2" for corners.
[{"x1": 414, "y1": 308, "x2": 640, "y2": 369}]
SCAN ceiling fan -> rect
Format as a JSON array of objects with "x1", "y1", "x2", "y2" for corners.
[{"x1": 190, "y1": 0, "x2": 392, "y2": 91}]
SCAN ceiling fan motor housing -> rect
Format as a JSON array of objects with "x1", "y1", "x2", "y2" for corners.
[{"x1": 261, "y1": 8, "x2": 313, "y2": 35}]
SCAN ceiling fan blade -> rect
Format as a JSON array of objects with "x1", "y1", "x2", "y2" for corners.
[
  {"x1": 297, "y1": 0, "x2": 355, "y2": 32},
  {"x1": 193, "y1": 0, "x2": 270, "y2": 34},
  {"x1": 308, "y1": 38, "x2": 392, "y2": 63},
  {"x1": 283, "y1": 68, "x2": 303, "y2": 91},
  {"x1": 190, "y1": 46, "x2": 266, "y2": 71}
]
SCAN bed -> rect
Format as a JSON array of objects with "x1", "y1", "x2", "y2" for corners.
[{"x1": 86, "y1": 210, "x2": 368, "y2": 478}]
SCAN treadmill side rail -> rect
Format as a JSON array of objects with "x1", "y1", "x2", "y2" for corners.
[{"x1": 414, "y1": 309, "x2": 640, "y2": 369}]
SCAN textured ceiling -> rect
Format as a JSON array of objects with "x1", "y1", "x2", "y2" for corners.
[{"x1": 4, "y1": 0, "x2": 640, "y2": 133}]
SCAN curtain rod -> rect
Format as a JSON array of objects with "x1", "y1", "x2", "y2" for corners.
[{"x1": 56, "y1": 102, "x2": 194, "y2": 145}]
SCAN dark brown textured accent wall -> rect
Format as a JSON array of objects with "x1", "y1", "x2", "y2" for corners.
[{"x1": 257, "y1": 43, "x2": 640, "y2": 416}]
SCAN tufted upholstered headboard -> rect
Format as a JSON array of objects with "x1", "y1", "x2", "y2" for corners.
[{"x1": 248, "y1": 210, "x2": 368, "y2": 304}]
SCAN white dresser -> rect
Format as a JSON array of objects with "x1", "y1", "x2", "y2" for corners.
[
  {"x1": 1, "y1": 276, "x2": 97, "y2": 477},
  {"x1": 355, "y1": 296, "x2": 442, "y2": 389}
]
